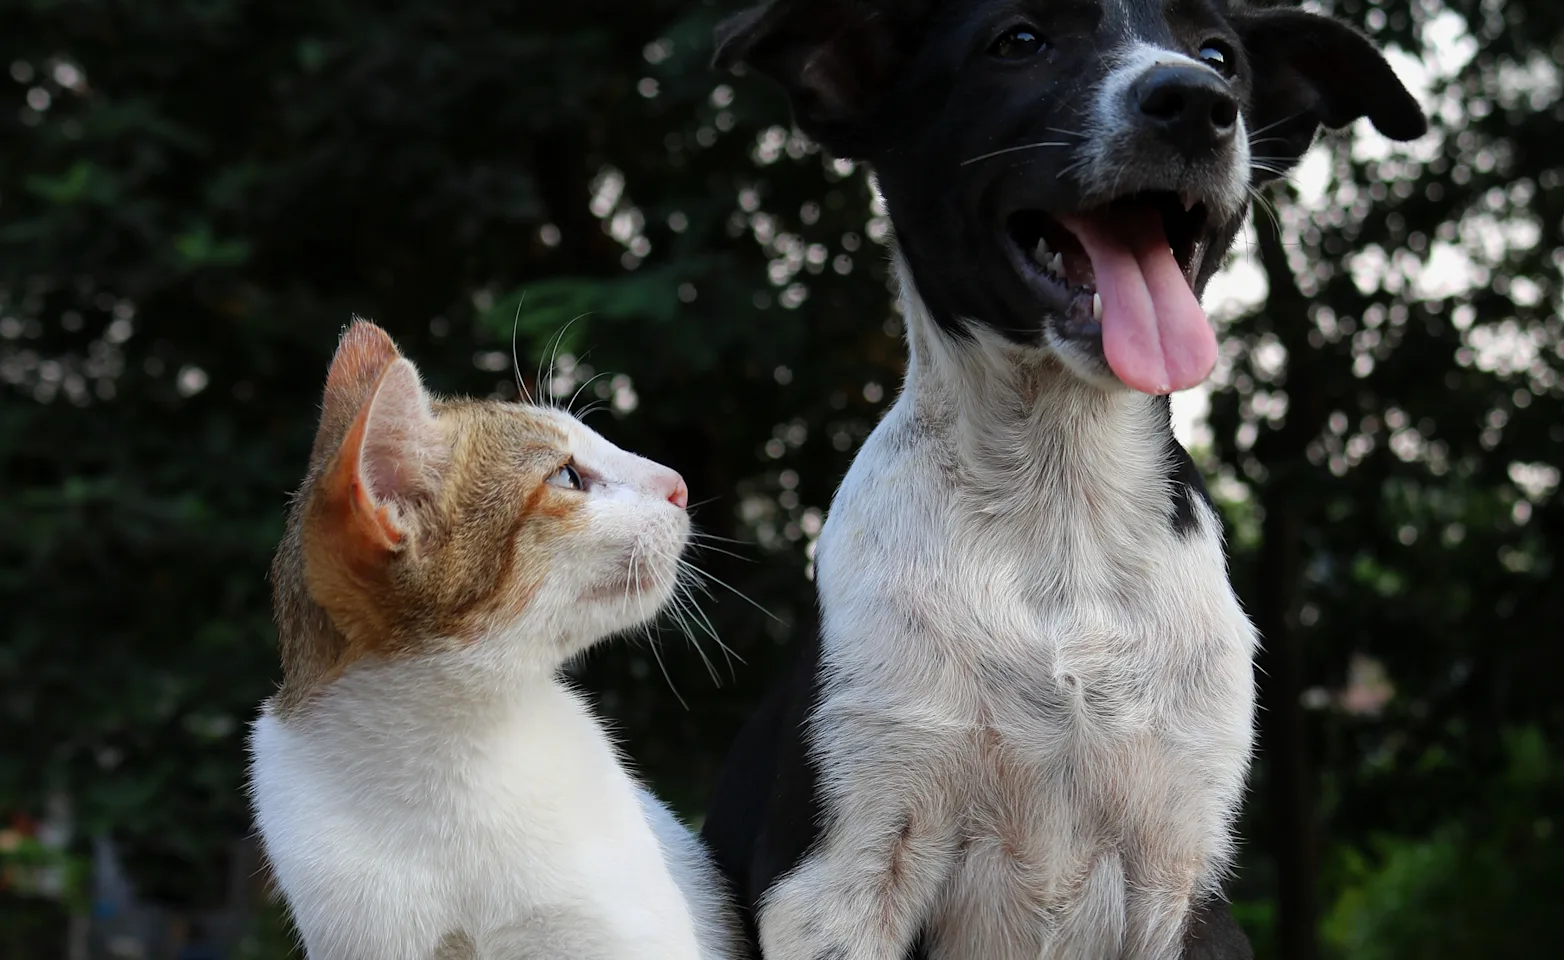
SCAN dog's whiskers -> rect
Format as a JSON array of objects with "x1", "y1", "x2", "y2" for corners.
[
  {"x1": 1246, "y1": 184, "x2": 1283, "y2": 237},
  {"x1": 1249, "y1": 157, "x2": 1301, "y2": 185},
  {"x1": 1246, "y1": 135, "x2": 1294, "y2": 152},
  {"x1": 960, "y1": 141, "x2": 1073, "y2": 166},
  {"x1": 1245, "y1": 108, "x2": 1309, "y2": 142},
  {"x1": 1057, "y1": 156, "x2": 1090, "y2": 182}
]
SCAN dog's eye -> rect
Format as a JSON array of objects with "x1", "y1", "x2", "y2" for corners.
[
  {"x1": 1199, "y1": 41, "x2": 1236, "y2": 78},
  {"x1": 547, "y1": 461, "x2": 584, "y2": 491},
  {"x1": 990, "y1": 26, "x2": 1046, "y2": 61}
]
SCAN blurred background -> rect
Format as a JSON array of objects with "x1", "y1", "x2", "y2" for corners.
[{"x1": 0, "y1": 0, "x2": 1559, "y2": 957}]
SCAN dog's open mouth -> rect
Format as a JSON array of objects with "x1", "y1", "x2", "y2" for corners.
[{"x1": 1004, "y1": 192, "x2": 1218, "y2": 394}]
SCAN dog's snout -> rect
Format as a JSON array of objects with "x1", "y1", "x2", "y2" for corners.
[{"x1": 1132, "y1": 65, "x2": 1238, "y2": 156}]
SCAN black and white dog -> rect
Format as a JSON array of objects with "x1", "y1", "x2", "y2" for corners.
[{"x1": 702, "y1": 2, "x2": 1425, "y2": 959}]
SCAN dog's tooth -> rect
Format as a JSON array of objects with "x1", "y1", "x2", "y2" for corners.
[
  {"x1": 1092, "y1": 292, "x2": 1104, "y2": 321},
  {"x1": 1048, "y1": 252, "x2": 1064, "y2": 276},
  {"x1": 1182, "y1": 193, "x2": 1198, "y2": 212},
  {"x1": 1033, "y1": 237, "x2": 1052, "y2": 265}
]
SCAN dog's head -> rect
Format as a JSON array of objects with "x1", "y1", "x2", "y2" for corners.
[{"x1": 715, "y1": 0, "x2": 1426, "y2": 394}]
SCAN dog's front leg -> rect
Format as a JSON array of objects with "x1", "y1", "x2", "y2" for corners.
[{"x1": 757, "y1": 753, "x2": 962, "y2": 960}]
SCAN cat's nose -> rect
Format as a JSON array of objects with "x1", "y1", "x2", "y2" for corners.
[{"x1": 660, "y1": 470, "x2": 689, "y2": 509}]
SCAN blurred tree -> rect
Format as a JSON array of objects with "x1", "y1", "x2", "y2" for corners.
[
  {"x1": 0, "y1": 0, "x2": 903, "y2": 908},
  {"x1": 0, "y1": 0, "x2": 1557, "y2": 957},
  {"x1": 1202, "y1": 1, "x2": 1564, "y2": 957}
]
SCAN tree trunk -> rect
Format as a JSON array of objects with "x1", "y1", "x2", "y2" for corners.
[
  {"x1": 1255, "y1": 504, "x2": 1316, "y2": 960},
  {"x1": 1252, "y1": 213, "x2": 1325, "y2": 960}
]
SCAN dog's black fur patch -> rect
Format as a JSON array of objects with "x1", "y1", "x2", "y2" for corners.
[
  {"x1": 701, "y1": 619, "x2": 828, "y2": 955},
  {"x1": 1160, "y1": 394, "x2": 1216, "y2": 537}
]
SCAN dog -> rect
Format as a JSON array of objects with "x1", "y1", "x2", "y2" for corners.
[{"x1": 700, "y1": 1, "x2": 1425, "y2": 959}]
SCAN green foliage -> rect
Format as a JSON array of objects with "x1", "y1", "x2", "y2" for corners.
[
  {"x1": 230, "y1": 902, "x2": 300, "y2": 960},
  {"x1": 1321, "y1": 728, "x2": 1562, "y2": 957},
  {"x1": 0, "y1": 0, "x2": 1559, "y2": 955}
]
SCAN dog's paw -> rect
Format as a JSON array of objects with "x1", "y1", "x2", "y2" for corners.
[{"x1": 759, "y1": 873, "x2": 892, "y2": 960}]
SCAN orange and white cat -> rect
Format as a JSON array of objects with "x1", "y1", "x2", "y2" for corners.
[{"x1": 247, "y1": 320, "x2": 741, "y2": 960}]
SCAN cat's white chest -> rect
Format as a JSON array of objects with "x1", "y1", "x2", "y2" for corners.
[{"x1": 249, "y1": 672, "x2": 701, "y2": 960}]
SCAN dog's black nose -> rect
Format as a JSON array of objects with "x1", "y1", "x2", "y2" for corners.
[{"x1": 1133, "y1": 65, "x2": 1239, "y2": 156}]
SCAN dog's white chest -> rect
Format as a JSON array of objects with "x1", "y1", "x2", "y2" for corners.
[{"x1": 798, "y1": 372, "x2": 1257, "y2": 960}]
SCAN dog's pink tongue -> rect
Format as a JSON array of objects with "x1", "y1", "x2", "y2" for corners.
[{"x1": 1060, "y1": 210, "x2": 1216, "y2": 394}]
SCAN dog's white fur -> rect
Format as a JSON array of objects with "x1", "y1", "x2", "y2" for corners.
[
  {"x1": 249, "y1": 407, "x2": 740, "y2": 960},
  {"x1": 756, "y1": 258, "x2": 1257, "y2": 960}
]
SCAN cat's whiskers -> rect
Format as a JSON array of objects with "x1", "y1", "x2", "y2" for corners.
[
  {"x1": 632, "y1": 537, "x2": 755, "y2": 683},
  {"x1": 677, "y1": 577, "x2": 742, "y2": 678},
  {"x1": 679, "y1": 572, "x2": 738, "y2": 677},
  {"x1": 509, "y1": 293, "x2": 534, "y2": 405},
  {"x1": 685, "y1": 496, "x2": 724, "y2": 515},
  {"x1": 676, "y1": 568, "x2": 748, "y2": 666},
  {"x1": 648, "y1": 567, "x2": 712, "y2": 682},
  {"x1": 626, "y1": 532, "x2": 644, "y2": 606},
  {"x1": 686, "y1": 526, "x2": 749, "y2": 546},
  {"x1": 625, "y1": 534, "x2": 688, "y2": 706},
  {"x1": 668, "y1": 582, "x2": 725, "y2": 685},
  {"x1": 628, "y1": 535, "x2": 692, "y2": 708},
  {"x1": 534, "y1": 315, "x2": 589, "y2": 409},
  {"x1": 566, "y1": 371, "x2": 615, "y2": 417},
  {"x1": 641, "y1": 620, "x2": 688, "y2": 709},
  {"x1": 684, "y1": 539, "x2": 752, "y2": 563},
  {"x1": 622, "y1": 536, "x2": 716, "y2": 690},
  {"x1": 654, "y1": 545, "x2": 727, "y2": 671},
  {"x1": 675, "y1": 557, "x2": 781, "y2": 625}
]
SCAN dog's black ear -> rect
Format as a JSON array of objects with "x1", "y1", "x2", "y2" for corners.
[
  {"x1": 712, "y1": 0, "x2": 918, "y2": 156},
  {"x1": 1233, "y1": 6, "x2": 1427, "y2": 180}
]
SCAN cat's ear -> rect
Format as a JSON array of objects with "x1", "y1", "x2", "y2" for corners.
[
  {"x1": 313, "y1": 319, "x2": 402, "y2": 461},
  {"x1": 316, "y1": 322, "x2": 447, "y2": 552}
]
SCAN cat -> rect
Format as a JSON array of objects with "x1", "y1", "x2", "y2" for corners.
[{"x1": 247, "y1": 319, "x2": 741, "y2": 960}]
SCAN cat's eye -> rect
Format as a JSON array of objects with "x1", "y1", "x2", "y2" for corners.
[
  {"x1": 990, "y1": 26, "x2": 1046, "y2": 61},
  {"x1": 547, "y1": 462, "x2": 584, "y2": 491},
  {"x1": 1199, "y1": 41, "x2": 1236, "y2": 77}
]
